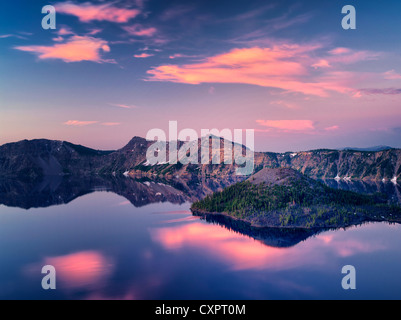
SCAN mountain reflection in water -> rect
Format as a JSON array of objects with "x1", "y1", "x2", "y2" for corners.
[
  {"x1": 2, "y1": 177, "x2": 401, "y2": 299},
  {"x1": 0, "y1": 175, "x2": 400, "y2": 247}
]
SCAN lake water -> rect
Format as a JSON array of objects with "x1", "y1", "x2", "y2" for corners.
[{"x1": 1, "y1": 178, "x2": 401, "y2": 300}]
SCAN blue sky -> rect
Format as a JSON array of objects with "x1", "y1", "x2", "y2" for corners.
[{"x1": 1, "y1": 0, "x2": 401, "y2": 151}]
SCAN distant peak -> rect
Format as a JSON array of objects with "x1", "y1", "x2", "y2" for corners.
[
  {"x1": 342, "y1": 145, "x2": 392, "y2": 152},
  {"x1": 120, "y1": 136, "x2": 149, "y2": 151}
]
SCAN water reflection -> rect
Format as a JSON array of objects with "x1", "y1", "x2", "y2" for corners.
[
  {"x1": 1, "y1": 176, "x2": 399, "y2": 211},
  {"x1": 1, "y1": 176, "x2": 400, "y2": 249},
  {"x1": 150, "y1": 219, "x2": 387, "y2": 271},
  {"x1": 24, "y1": 251, "x2": 114, "y2": 291},
  {"x1": 0, "y1": 176, "x2": 187, "y2": 209},
  {"x1": 197, "y1": 213, "x2": 319, "y2": 247},
  {"x1": 1, "y1": 190, "x2": 401, "y2": 299}
]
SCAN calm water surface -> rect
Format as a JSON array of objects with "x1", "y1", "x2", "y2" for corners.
[{"x1": 1, "y1": 180, "x2": 401, "y2": 300}]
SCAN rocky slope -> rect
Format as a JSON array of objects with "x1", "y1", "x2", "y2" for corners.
[{"x1": 0, "y1": 139, "x2": 113, "y2": 180}]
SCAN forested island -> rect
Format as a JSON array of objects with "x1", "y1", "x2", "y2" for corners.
[{"x1": 191, "y1": 168, "x2": 401, "y2": 229}]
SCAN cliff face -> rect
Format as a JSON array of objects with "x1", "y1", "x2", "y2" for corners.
[
  {"x1": 1, "y1": 138, "x2": 400, "y2": 182},
  {"x1": 254, "y1": 149, "x2": 401, "y2": 181}
]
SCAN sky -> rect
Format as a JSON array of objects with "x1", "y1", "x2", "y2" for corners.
[{"x1": 1, "y1": 0, "x2": 401, "y2": 152}]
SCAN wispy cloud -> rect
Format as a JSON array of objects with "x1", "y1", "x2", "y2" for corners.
[
  {"x1": 169, "y1": 53, "x2": 199, "y2": 59},
  {"x1": 270, "y1": 100, "x2": 299, "y2": 110},
  {"x1": 325, "y1": 125, "x2": 340, "y2": 131},
  {"x1": 147, "y1": 42, "x2": 385, "y2": 97},
  {"x1": 147, "y1": 44, "x2": 337, "y2": 96},
  {"x1": 0, "y1": 34, "x2": 28, "y2": 40},
  {"x1": 87, "y1": 28, "x2": 102, "y2": 36},
  {"x1": 327, "y1": 48, "x2": 380, "y2": 65},
  {"x1": 14, "y1": 36, "x2": 113, "y2": 63},
  {"x1": 134, "y1": 53, "x2": 154, "y2": 58},
  {"x1": 383, "y1": 70, "x2": 401, "y2": 80},
  {"x1": 55, "y1": 2, "x2": 140, "y2": 23},
  {"x1": 160, "y1": 5, "x2": 196, "y2": 21},
  {"x1": 52, "y1": 36, "x2": 64, "y2": 42},
  {"x1": 256, "y1": 120, "x2": 315, "y2": 131},
  {"x1": 64, "y1": 120, "x2": 120, "y2": 127},
  {"x1": 221, "y1": 4, "x2": 277, "y2": 23},
  {"x1": 270, "y1": 12, "x2": 314, "y2": 31},
  {"x1": 101, "y1": 122, "x2": 120, "y2": 126},
  {"x1": 64, "y1": 120, "x2": 98, "y2": 126},
  {"x1": 109, "y1": 103, "x2": 138, "y2": 109},
  {"x1": 57, "y1": 27, "x2": 75, "y2": 36},
  {"x1": 358, "y1": 88, "x2": 401, "y2": 95},
  {"x1": 122, "y1": 24, "x2": 157, "y2": 37},
  {"x1": 312, "y1": 59, "x2": 331, "y2": 69}
]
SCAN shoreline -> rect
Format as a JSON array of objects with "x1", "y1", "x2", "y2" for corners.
[{"x1": 190, "y1": 207, "x2": 401, "y2": 230}]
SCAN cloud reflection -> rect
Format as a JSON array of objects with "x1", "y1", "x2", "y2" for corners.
[
  {"x1": 44, "y1": 251, "x2": 114, "y2": 290},
  {"x1": 150, "y1": 221, "x2": 387, "y2": 271}
]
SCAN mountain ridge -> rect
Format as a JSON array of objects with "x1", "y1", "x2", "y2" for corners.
[{"x1": 0, "y1": 137, "x2": 400, "y2": 182}]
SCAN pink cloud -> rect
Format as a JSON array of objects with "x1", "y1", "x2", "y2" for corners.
[
  {"x1": 383, "y1": 70, "x2": 401, "y2": 80},
  {"x1": 101, "y1": 122, "x2": 121, "y2": 126},
  {"x1": 123, "y1": 25, "x2": 157, "y2": 37},
  {"x1": 257, "y1": 120, "x2": 315, "y2": 131},
  {"x1": 14, "y1": 36, "x2": 112, "y2": 63},
  {"x1": 146, "y1": 45, "x2": 355, "y2": 97},
  {"x1": 64, "y1": 120, "x2": 98, "y2": 126},
  {"x1": 57, "y1": 27, "x2": 74, "y2": 36},
  {"x1": 329, "y1": 47, "x2": 351, "y2": 55},
  {"x1": 147, "y1": 46, "x2": 332, "y2": 96},
  {"x1": 312, "y1": 59, "x2": 331, "y2": 69},
  {"x1": 169, "y1": 53, "x2": 198, "y2": 59},
  {"x1": 147, "y1": 44, "x2": 383, "y2": 97},
  {"x1": 325, "y1": 125, "x2": 340, "y2": 131},
  {"x1": 134, "y1": 53, "x2": 154, "y2": 58},
  {"x1": 52, "y1": 36, "x2": 64, "y2": 42},
  {"x1": 55, "y1": 2, "x2": 140, "y2": 23},
  {"x1": 270, "y1": 100, "x2": 299, "y2": 110},
  {"x1": 87, "y1": 28, "x2": 102, "y2": 36},
  {"x1": 169, "y1": 53, "x2": 185, "y2": 59},
  {"x1": 325, "y1": 48, "x2": 380, "y2": 65},
  {"x1": 109, "y1": 103, "x2": 138, "y2": 109}
]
